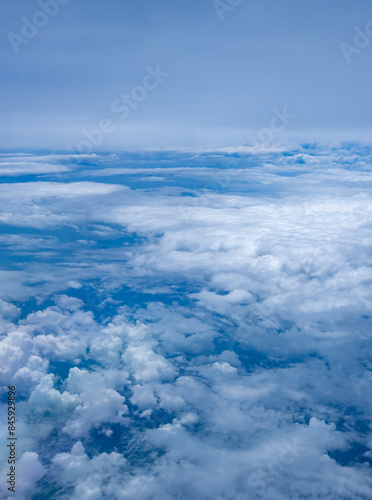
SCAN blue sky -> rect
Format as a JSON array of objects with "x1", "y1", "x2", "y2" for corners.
[
  {"x1": 1, "y1": 0, "x2": 372, "y2": 149},
  {"x1": 1, "y1": 3, "x2": 372, "y2": 499}
]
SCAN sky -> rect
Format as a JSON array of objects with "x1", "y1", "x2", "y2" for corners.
[
  {"x1": 1, "y1": 0, "x2": 372, "y2": 150},
  {"x1": 1, "y1": 3, "x2": 372, "y2": 499}
]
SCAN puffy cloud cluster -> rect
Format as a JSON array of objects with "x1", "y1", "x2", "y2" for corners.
[{"x1": 0, "y1": 144, "x2": 372, "y2": 499}]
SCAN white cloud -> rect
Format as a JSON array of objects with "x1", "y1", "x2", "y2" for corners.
[{"x1": 0, "y1": 146, "x2": 372, "y2": 498}]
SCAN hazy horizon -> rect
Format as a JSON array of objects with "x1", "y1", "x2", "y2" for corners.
[{"x1": 2, "y1": 0, "x2": 372, "y2": 150}]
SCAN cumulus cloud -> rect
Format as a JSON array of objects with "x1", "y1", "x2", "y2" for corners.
[{"x1": 0, "y1": 146, "x2": 371, "y2": 498}]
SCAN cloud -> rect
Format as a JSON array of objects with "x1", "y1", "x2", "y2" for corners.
[{"x1": 0, "y1": 146, "x2": 371, "y2": 498}]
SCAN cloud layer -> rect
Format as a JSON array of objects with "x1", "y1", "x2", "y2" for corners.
[{"x1": 0, "y1": 145, "x2": 372, "y2": 499}]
